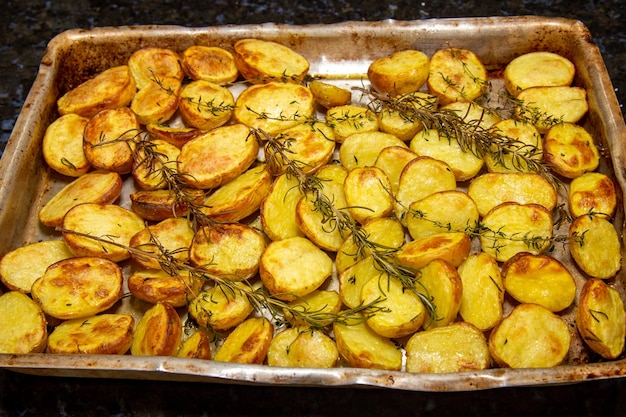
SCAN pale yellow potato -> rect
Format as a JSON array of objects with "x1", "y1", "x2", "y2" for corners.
[
  {"x1": 0, "y1": 240, "x2": 74, "y2": 293},
  {"x1": 502, "y1": 253, "x2": 576, "y2": 312},
  {"x1": 0, "y1": 291, "x2": 47, "y2": 354},
  {"x1": 178, "y1": 80, "x2": 235, "y2": 130},
  {"x1": 38, "y1": 170, "x2": 123, "y2": 227},
  {"x1": 131, "y1": 302, "x2": 182, "y2": 357},
  {"x1": 397, "y1": 232, "x2": 471, "y2": 270},
  {"x1": 31, "y1": 257, "x2": 123, "y2": 320},
  {"x1": 516, "y1": 86, "x2": 588, "y2": 131},
  {"x1": 333, "y1": 315, "x2": 402, "y2": 370},
  {"x1": 543, "y1": 122, "x2": 600, "y2": 178},
  {"x1": 414, "y1": 259, "x2": 463, "y2": 329},
  {"x1": 568, "y1": 172, "x2": 617, "y2": 219},
  {"x1": 200, "y1": 164, "x2": 272, "y2": 222},
  {"x1": 234, "y1": 82, "x2": 314, "y2": 135},
  {"x1": 368, "y1": 49, "x2": 430, "y2": 96},
  {"x1": 406, "y1": 322, "x2": 490, "y2": 373},
  {"x1": 260, "y1": 236, "x2": 333, "y2": 301},
  {"x1": 283, "y1": 289, "x2": 342, "y2": 328},
  {"x1": 146, "y1": 124, "x2": 205, "y2": 149},
  {"x1": 233, "y1": 38, "x2": 310, "y2": 84},
  {"x1": 309, "y1": 80, "x2": 351, "y2": 108},
  {"x1": 82, "y1": 107, "x2": 139, "y2": 174},
  {"x1": 406, "y1": 190, "x2": 479, "y2": 240},
  {"x1": 129, "y1": 187, "x2": 205, "y2": 222},
  {"x1": 485, "y1": 119, "x2": 543, "y2": 173},
  {"x1": 177, "y1": 123, "x2": 258, "y2": 190},
  {"x1": 181, "y1": 45, "x2": 239, "y2": 84},
  {"x1": 127, "y1": 269, "x2": 203, "y2": 308},
  {"x1": 504, "y1": 51, "x2": 575, "y2": 96},
  {"x1": 188, "y1": 284, "x2": 253, "y2": 331},
  {"x1": 260, "y1": 173, "x2": 305, "y2": 241},
  {"x1": 267, "y1": 327, "x2": 338, "y2": 368},
  {"x1": 47, "y1": 314, "x2": 135, "y2": 355},
  {"x1": 42, "y1": 113, "x2": 90, "y2": 177},
  {"x1": 360, "y1": 275, "x2": 425, "y2": 338},
  {"x1": 213, "y1": 317, "x2": 273, "y2": 364},
  {"x1": 57, "y1": 65, "x2": 136, "y2": 118},
  {"x1": 130, "y1": 76, "x2": 181, "y2": 125},
  {"x1": 569, "y1": 214, "x2": 621, "y2": 279},
  {"x1": 343, "y1": 166, "x2": 393, "y2": 224},
  {"x1": 339, "y1": 131, "x2": 407, "y2": 171},
  {"x1": 441, "y1": 101, "x2": 502, "y2": 129},
  {"x1": 577, "y1": 279, "x2": 626, "y2": 360},
  {"x1": 338, "y1": 256, "x2": 383, "y2": 309},
  {"x1": 467, "y1": 172, "x2": 558, "y2": 217},
  {"x1": 373, "y1": 146, "x2": 418, "y2": 194},
  {"x1": 177, "y1": 331, "x2": 212, "y2": 360},
  {"x1": 376, "y1": 92, "x2": 437, "y2": 141},
  {"x1": 132, "y1": 138, "x2": 181, "y2": 190},
  {"x1": 457, "y1": 252, "x2": 504, "y2": 331},
  {"x1": 427, "y1": 47, "x2": 487, "y2": 104},
  {"x1": 326, "y1": 104, "x2": 379, "y2": 143},
  {"x1": 489, "y1": 303, "x2": 570, "y2": 368},
  {"x1": 189, "y1": 223, "x2": 266, "y2": 281},
  {"x1": 480, "y1": 202, "x2": 553, "y2": 262},
  {"x1": 128, "y1": 47, "x2": 184, "y2": 90},
  {"x1": 62, "y1": 203, "x2": 145, "y2": 262}
]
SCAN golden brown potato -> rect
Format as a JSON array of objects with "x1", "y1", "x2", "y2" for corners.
[
  {"x1": 397, "y1": 232, "x2": 471, "y2": 270},
  {"x1": 47, "y1": 314, "x2": 135, "y2": 355},
  {"x1": 338, "y1": 256, "x2": 382, "y2": 309},
  {"x1": 31, "y1": 257, "x2": 123, "y2": 320},
  {"x1": 543, "y1": 122, "x2": 600, "y2": 178},
  {"x1": 373, "y1": 146, "x2": 419, "y2": 194},
  {"x1": 131, "y1": 302, "x2": 182, "y2": 357},
  {"x1": 283, "y1": 290, "x2": 342, "y2": 328},
  {"x1": 502, "y1": 253, "x2": 576, "y2": 312},
  {"x1": 181, "y1": 45, "x2": 239, "y2": 84},
  {"x1": 129, "y1": 187, "x2": 205, "y2": 222},
  {"x1": 441, "y1": 101, "x2": 502, "y2": 129},
  {"x1": 177, "y1": 330, "x2": 212, "y2": 360},
  {"x1": 127, "y1": 269, "x2": 203, "y2": 308},
  {"x1": 188, "y1": 284, "x2": 253, "y2": 331},
  {"x1": 368, "y1": 49, "x2": 430, "y2": 96},
  {"x1": 145, "y1": 124, "x2": 205, "y2": 149},
  {"x1": 267, "y1": 327, "x2": 339, "y2": 368},
  {"x1": 343, "y1": 166, "x2": 393, "y2": 224},
  {"x1": 414, "y1": 259, "x2": 463, "y2": 329},
  {"x1": 260, "y1": 173, "x2": 305, "y2": 242},
  {"x1": 42, "y1": 113, "x2": 90, "y2": 177},
  {"x1": 377, "y1": 93, "x2": 437, "y2": 141},
  {"x1": 489, "y1": 303, "x2": 571, "y2": 368},
  {"x1": 405, "y1": 322, "x2": 490, "y2": 373},
  {"x1": 130, "y1": 76, "x2": 181, "y2": 125},
  {"x1": 569, "y1": 214, "x2": 621, "y2": 279},
  {"x1": 309, "y1": 80, "x2": 351, "y2": 108},
  {"x1": 213, "y1": 317, "x2": 273, "y2": 364},
  {"x1": 484, "y1": 119, "x2": 543, "y2": 173},
  {"x1": 127, "y1": 47, "x2": 184, "y2": 90},
  {"x1": 576, "y1": 279, "x2": 626, "y2": 360},
  {"x1": 326, "y1": 104, "x2": 379, "y2": 143},
  {"x1": 504, "y1": 51, "x2": 575, "y2": 96},
  {"x1": 427, "y1": 47, "x2": 487, "y2": 104},
  {"x1": 132, "y1": 138, "x2": 181, "y2": 190},
  {"x1": 178, "y1": 80, "x2": 235, "y2": 130},
  {"x1": 568, "y1": 172, "x2": 617, "y2": 219},
  {"x1": 233, "y1": 38, "x2": 310, "y2": 84},
  {"x1": 0, "y1": 291, "x2": 47, "y2": 354},
  {"x1": 515, "y1": 86, "x2": 588, "y2": 131},
  {"x1": 339, "y1": 131, "x2": 407, "y2": 171},
  {"x1": 57, "y1": 65, "x2": 136, "y2": 118}
]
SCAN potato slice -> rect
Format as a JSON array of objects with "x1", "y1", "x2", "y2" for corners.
[
  {"x1": 543, "y1": 122, "x2": 600, "y2": 178},
  {"x1": 260, "y1": 173, "x2": 305, "y2": 241},
  {"x1": 129, "y1": 187, "x2": 205, "y2": 222},
  {"x1": 502, "y1": 253, "x2": 576, "y2": 312},
  {"x1": 128, "y1": 268, "x2": 203, "y2": 308},
  {"x1": 214, "y1": 317, "x2": 273, "y2": 364},
  {"x1": 406, "y1": 322, "x2": 490, "y2": 373},
  {"x1": 343, "y1": 166, "x2": 393, "y2": 224},
  {"x1": 130, "y1": 76, "x2": 181, "y2": 125},
  {"x1": 62, "y1": 203, "x2": 145, "y2": 262},
  {"x1": 38, "y1": 169, "x2": 123, "y2": 228},
  {"x1": 178, "y1": 80, "x2": 235, "y2": 130},
  {"x1": 132, "y1": 138, "x2": 181, "y2": 190},
  {"x1": 427, "y1": 47, "x2": 487, "y2": 104},
  {"x1": 189, "y1": 223, "x2": 266, "y2": 281},
  {"x1": 57, "y1": 65, "x2": 136, "y2": 118},
  {"x1": 568, "y1": 172, "x2": 617, "y2": 219},
  {"x1": 309, "y1": 80, "x2": 351, "y2": 109},
  {"x1": 339, "y1": 131, "x2": 406, "y2": 171},
  {"x1": 367, "y1": 49, "x2": 430, "y2": 96},
  {"x1": 516, "y1": 86, "x2": 588, "y2": 131},
  {"x1": 577, "y1": 279, "x2": 626, "y2": 360},
  {"x1": 0, "y1": 291, "x2": 47, "y2": 354},
  {"x1": 233, "y1": 38, "x2": 309, "y2": 84},
  {"x1": 326, "y1": 104, "x2": 379, "y2": 143},
  {"x1": 467, "y1": 172, "x2": 557, "y2": 217},
  {"x1": 31, "y1": 257, "x2": 123, "y2": 320},
  {"x1": 82, "y1": 107, "x2": 139, "y2": 174},
  {"x1": 145, "y1": 124, "x2": 205, "y2": 149},
  {"x1": 188, "y1": 284, "x2": 253, "y2": 331},
  {"x1": 373, "y1": 146, "x2": 418, "y2": 194},
  {"x1": 131, "y1": 302, "x2": 182, "y2": 357},
  {"x1": 267, "y1": 327, "x2": 338, "y2": 368},
  {"x1": 414, "y1": 259, "x2": 463, "y2": 329},
  {"x1": 569, "y1": 214, "x2": 621, "y2": 279},
  {"x1": 177, "y1": 330, "x2": 212, "y2": 360},
  {"x1": 260, "y1": 236, "x2": 333, "y2": 301},
  {"x1": 47, "y1": 314, "x2": 134, "y2": 355},
  {"x1": 181, "y1": 45, "x2": 239, "y2": 84},
  {"x1": 233, "y1": 82, "x2": 314, "y2": 135},
  {"x1": 397, "y1": 232, "x2": 471, "y2": 270},
  {"x1": 0, "y1": 240, "x2": 74, "y2": 293},
  {"x1": 485, "y1": 119, "x2": 543, "y2": 173},
  {"x1": 128, "y1": 47, "x2": 184, "y2": 90},
  {"x1": 42, "y1": 113, "x2": 90, "y2": 177},
  {"x1": 284, "y1": 290, "x2": 342, "y2": 328},
  {"x1": 457, "y1": 252, "x2": 504, "y2": 331},
  {"x1": 480, "y1": 202, "x2": 553, "y2": 262},
  {"x1": 489, "y1": 303, "x2": 570, "y2": 368},
  {"x1": 177, "y1": 123, "x2": 258, "y2": 190},
  {"x1": 333, "y1": 315, "x2": 402, "y2": 370},
  {"x1": 504, "y1": 51, "x2": 575, "y2": 96},
  {"x1": 406, "y1": 190, "x2": 479, "y2": 240}
]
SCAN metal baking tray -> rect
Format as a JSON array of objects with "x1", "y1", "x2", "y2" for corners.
[{"x1": 1, "y1": 16, "x2": 626, "y2": 392}]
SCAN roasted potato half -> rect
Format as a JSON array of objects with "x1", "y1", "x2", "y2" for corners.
[
  {"x1": 267, "y1": 327, "x2": 338, "y2": 368},
  {"x1": 339, "y1": 131, "x2": 407, "y2": 171},
  {"x1": 130, "y1": 217, "x2": 194, "y2": 270},
  {"x1": 568, "y1": 172, "x2": 617, "y2": 219},
  {"x1": 233, "y1": 38, "x2": 310, "y2": 84},
  {"x1": 127, "y1": 269, "x2": 203, "y2": 308},
  {"x1": 427, "y1": 47, "x2": 487, "y2": 104},
  {"x1": 569, "y1": 214, "x2": 621, "y2": 279},
  {"x1": 343, "y1": 166, "x2": 393, "y2": 225},
  {"x1": 47, "y1": 314, "x2": 135, "y2": 355},
  {"x1": 213, "y1": 317, "x2": 274, "y2": 364},
  {"x1": 127, "y1": 47, "x2": 184, "y2": 90},
  {"x1": 504, "y1": 51, "x2": 575, "y2": 96},
  {"x1": 181, "y1": 45, "x2": 239, "y2": 84},
  {"x1": 515, "y1": 86, "x2": 588, "y2": 131},
  {"x1": 309, "y1": 80, "x2": 352, "y2": 109},
  {"x1": 543, "y1": 122, "x2": 600, "y2": 178},
  {"x1": 178, "y1": 80, "x2": 235, "y2": 130},
  {"x1": 397, "y1": 232, "x2": 471, "y2": 270},
  {"x1": 414, "y1": 259, "x2": 463, "y2": 329},
  {"x1": 326, "y1": 104, "x2": 379, "y2": 143},
  {"x1": 129, "y1": 187, "x2": 205, "y2": 222},
  {"x1": 177, "y1": 330, "x2": 212, "y2": 360},
  {"x1": 373, "y1": 146, "x2": 419, "y2": 194},
  {"x1": 368, "y1": 49, "x2": 430, "y2": 96},
  {"x1": 0, "y1": 291, "x2": 48, "y2": 354},
  {"x1": 485, "y1": 119, "x2": 543, "y2": 174},
  {"x1": 260, "y1": 173, "x2": 305, "y2": 242},
  {"x1": 283, "y1": 289, "x2": 343, "y2": 328},
  {"x1": 188, "y1": 284, "x2": 254, "y2": 331},
  {"x1": 130, "y1": 76, "x2": 181, "y2": 125},
  {"x1": 42, "y1": 113, "x2": 90, "y2": 177},
  {"x1": 132, "y1": 138, "x2": 181, "y2": 191},
  {"x1": 131, "y1": 302, "x2": 182, "y2": 357}
]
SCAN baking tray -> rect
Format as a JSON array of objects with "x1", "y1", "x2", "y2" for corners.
[{"x1": 1, "y1": 16, "x2": 626, "y2": 392}]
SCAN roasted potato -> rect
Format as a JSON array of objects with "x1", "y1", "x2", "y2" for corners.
[
  {"x1": 267, "y1": 326, "x2": 338, "y2": 368},
  {"x1": 515, "y1": 86, "x2": 588, "y2": 131},
  {"x1": 326, "y1": 104, "x2": 379, "y2": 143},
  {"x1": 504, "y1": 51, "x2": 575, "y2": 96},
  {"x1": 373, "y1": 145, "x2": 419, "y2": 194},
  {"x1": 568, "y1": 172, "x2": 617, "y2": 219},
  {"x1": 233, "y1": 38, "x2": 309, "y2": 84},
  {"x1": 129, "y1": 187, "x2": 205, "y2": 222},
  {"x1": 376, "y1": 92, "x2": 437, "y2": 141},
  {"x1": 213, "y1": 317, "x2": 273, "y2": 364},
  {"x1": 260, "y1": 173, "x2": 305, "y2": 241},
  {"x1": 484, "y1": 119, "x2": 543, "y2": 173},
  {"x1": 0, "y1": 291, "x2": 47, "y2": 354},
  {"x1": 309, "y1": 80, "x2": 352, "y2": 109},
  {"x1": 127, "y1": 269, "x2": 203, "y2": 308},
  {"x1": 132, "y1": 138, "x2": 181, "y2": 191},
  {"x1": 188, "y1": 284, "x2": 254, "y2": 331},
  {"x1": 42, "y1": 113, "x2": 90, "y2": 177},
  {"x1": 339, "y1": 131, "x2": 406, "y2": 171},
  {"x1": 338, "y1": 256, "x2": 383, "y2": 309},
  {"x1": 397, "y1": 232, "x2": 471, "y2": 270},
  {"x1": 131, "y1": 301, "x2": 182, "y2": 357},
  {"x1": 178, "y1": 80, "x2": 235, "y2": 130},
  {"x1": 368, "y1": 49, "x2": 430, "y2": 96},
  {"x1": 543, "y1": 122, "x2": 600, "y2": 178},
  {"x1": 569, "y1": 214, "x2": 621, "y2": 279},
  {"x1": 145, "y1": 124, "x2": 205, "y2": 149},
  {"x1": 181, "y1": 45, "x2": 239, "y2": 84},
  {"x1": 427, "y1": 47, "x2": 487, "y2": 104},
  {"x1": 343, "y1": 166, "x2": 393, "y2": 225},
  {"x1": 441, "y1": 101, "x2": 501, "y2": 129},
  {"x1": 127, "y1": 47, "x2": 184, "y2": 90},
  {"x1": 130, "y1": 76, "x2": 181, "y2": 125},
  {"x1": 283, "y1": 289, "x2": 342, "y2": 328},
  {"x1": 414, "y1": 259, "x2": 463, "y2": 329},
  {"x1": 177, "y1": 330, "x2": 212, "y2": 360},
  {"x1": 47, "y1": 314, "x2": 134, "y2": 355}
]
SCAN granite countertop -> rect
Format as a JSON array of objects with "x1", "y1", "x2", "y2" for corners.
[{"x1": 1, "y1": 1, "x2": 626, "y2": 416}]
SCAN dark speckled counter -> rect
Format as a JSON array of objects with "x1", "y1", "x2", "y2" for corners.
[{"x1": 1, "y1": 1, "x2": 626, "y2": 416}]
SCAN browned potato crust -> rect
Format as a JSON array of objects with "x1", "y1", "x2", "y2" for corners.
[
  {"x1": 132, "y1": 138, "x2": 181, "y2": 190},
  {"x1": 177, "y1": 331, "x2": 212, "y2": 360},
  {"x1": 129, "y1": 188, "x2": 205, "y2": 222},
  {"x1": 128, "y1": 47, "x2": 184, "y2": 90},
  {"x1": 182, "y1": 45, "x2": 239, "y2": 84},
  {"x1": 427, "y1": 48, "x2": 487, "y2": 104},
  {"x1": 127, "y1": 269, "x2": 203, "y2": 307},
  {"x1": 504, "y1": 51, "x2": 575, "y2": 96},
  {"x1": 213, "y1": 317, "x2": 273, "y2": 364},
  {"x1": 130, "y1": 76, "x2": 181, "y2": 125},
  {"x1": 568, "y1": 172, "x2": 617, "y2": 219},
  {"x1": 415, "y1": 259, "x2": 463, "y2": 329},
  {"x1": 47, "y1": 314, "x2": 134, "y2": 355},
  {"x1": 543, "y1": 122, "x2": 600, "y2": 178},
  {"x1": 569, "y1": 214, "x2": 621, "y2": 279},
  {"x1": 130, "y1": 217, "x2": 194, "y2": 269},
  {"x1": 178, "y1": 80, "x2": 234, "y2": 130},
  {"x1": 397, "y1": 232, "x2": 471, "y2": 270},
  {"x1": 309, "y1": 80, "x2": 351, "y2": 109},
  {"x1": 131, "y1": 302, "x2": 182, "y2": 356}
]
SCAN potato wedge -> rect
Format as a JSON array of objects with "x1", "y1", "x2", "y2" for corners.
[
  {"x1": 130, "y1": 76, "x2": 181, "y2": 125},
  {"x1": 309, "y1": 80, "x2": 351, "y2": 109},
  {"x1": 485, "y1": 119, "x2": 543, "y2": 173},
  {"x1": 267, "y1": 326, "x2": 338, "y2": 368},
  {"x1": 31, "y1": 257, "x2": 123, "y2": 320},
  {"x1": 178, "y1": 80, "x2": 235, "y2": 130},
  {"x1": 504, "y1": 51, "x2": 575, "y2": 96},
  {"x1": 42, "y1": 113, "x2": 90, "y2": 177},
  {"x1": 569, "y1": 214, "x2": 621, "y2": 279},
  {"x1": 576, "y1": 279, "x2": 626, "y2": 360},
  {"x1": 132, "y1": 138, "x2": 181, "y2": 190},
  {"x1": 260, "y1": 173, "x2": 305, "y2": 241},
  {"x1": 406, "y1": 322, "x2": 490, "y2": 373},
  {"x1": 177, "y1": 330, "x2": 212, "y2": 360},
  {"x1": 214, "y1": 317, "x2": 273, "y2": 364},
  {"x1": 373, "y1": 145, "x2": 418, "y2": 194},
  {"x1": 284, "y1": 289, "x2": 342, "y2": 328},
  {"x1": 427, "y1": 47, "x2": 487, "y2": 104},
  {"x1": 188, "y1": 284, "x2": 254, "y2": 331},
  {"x1": 568, "y1": 172, "x2": 617, "y2": 219},
  {"x1": 233, "y1": 38, "x2": 309, "y2": 84},
  {"x1": 397, "y1": 232, "x2": 471, "y2": 270},
  {"x1": 489, "y1": 303, "x2": 570, "y2": 368},
  {"x1": 47, "y1": 314, "x2": 134, "y2": 355},
  {"x1": 127, "y1": 268, "x2": 203, "y2": 308},
  {"x1": 0, "y1": 291, "x2": 47, "y2": 354},
  {"x1": 368, "y1": 49, "x2": 430, "y2": 96},
  {"x1": 131, "y1": 302, "x2": 182, "y2": 356},
  {"x1": 326, "y1": 104, "x2": 379, "y2": 143},
  {"x1": 543, "y1": 122, "x2": 600, "y2": 178},
  {"x1": 129, "y1": 187, "x2": 205, "y2": 222},
  {"x1": 128, "y1": 47, "x2": 184, "y2": 90},
  {"x1": 343, "y1": 166, "x2": 393, "y2": 224},
  {"x1": 181, "y1": 45, "x2": 239, "y2": 84},
  {"x1": 339, "y1": 131, "x2": 407, "y2": 171},
  {"x1": 414, "y1": 259, "x2": 463, "y2": 329},
  {"x1": 516, "y1": 86, "x2": 588, "y2": 131}
]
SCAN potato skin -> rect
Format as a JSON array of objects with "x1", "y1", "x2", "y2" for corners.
[{"x1": 127, "y1": 269, "x2": 203, "y2": 308}]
